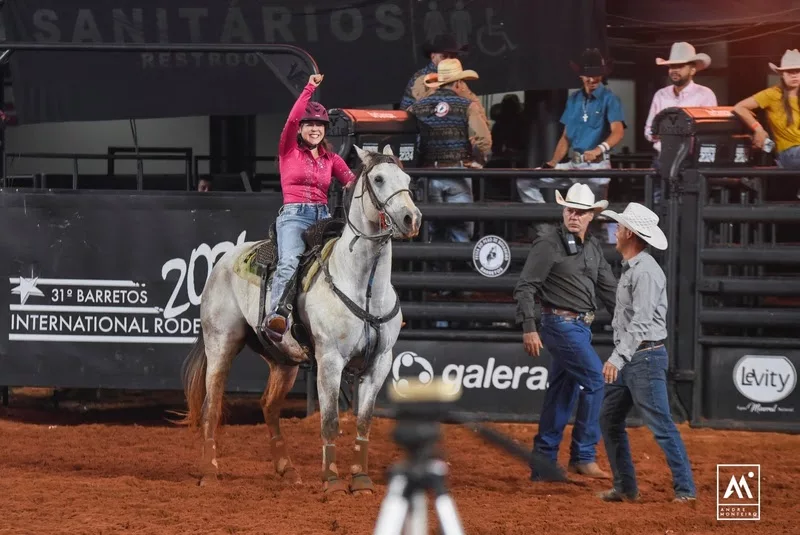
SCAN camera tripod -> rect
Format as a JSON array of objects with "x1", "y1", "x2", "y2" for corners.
[
  {"x1": 372, "y1": 411, "x2": 464, "y2": 535},
  {"x1": 372, "y1": 379, "x2": 565, "y2": 534}
]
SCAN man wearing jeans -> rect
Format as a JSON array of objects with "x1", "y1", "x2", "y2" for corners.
[
  {"x1": 407, "y1": 58, "x2": 491, "y2": 243},
  {"x1": 517, "y1": 49, "x2": 624, "y2": 210},
  {"x1": 598, "y1": 202, "x2": 696, "y2": 503},
  {"x1": 514, "y1": 183, "x2": 618, "y2": 481}
]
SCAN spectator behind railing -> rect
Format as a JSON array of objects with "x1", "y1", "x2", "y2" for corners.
[
  {"x1": 734, "y1": 49, "x2": 800, "y2": 168},
  {"x1": 515, "y1": 49, "x2": 625, "y2": 244},
  {"x1": 407, "y1": 58, "x2": 492, "y2": 244},
  {"x1": 734, "y1": 49, "x2": 800, "y2": 201},
  {"x1": 644, "y1": 42, "x2": 718, "y2": 205},
  {"x1": 197, "y1": 177, "x2": 212, "y2": 192},
  {"x1": 490, "y1": 94, "x2": 527, "y2": 165}
]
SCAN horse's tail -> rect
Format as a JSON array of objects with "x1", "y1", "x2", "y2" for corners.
[{"x1": 172, "y1": 328, "x2": 208, "y2": 430}]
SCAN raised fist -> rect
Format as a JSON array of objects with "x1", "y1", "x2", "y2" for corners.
[{"x1": 309, "y1": 74, "x2": 324, "y2": 87}]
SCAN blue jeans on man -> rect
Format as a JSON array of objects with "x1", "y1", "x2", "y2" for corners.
[
  {"x1": 531, "y1": 313, "x2": 606, "y2": 479},
  {"x1": 600, "y1": 345, "x2": 696, "y2": 500},
  {"x1": 269, "y1": 203, "x2": 330, "y2": 315},
  {"x1": 426, "y1": 176, "x2": 474, "y2": 243}
]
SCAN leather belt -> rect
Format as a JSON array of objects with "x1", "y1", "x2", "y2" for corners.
[
  {"x1": 541, "y1": 306, "x2": 595, "y2": 325},
  {"x1": 423, "y1": 160, "x2": 475, "y2": 168},
  {"x1": 637, "y1": 340, "x2": 665, "y2": 351},
  {"x1": 568, "y1": 149, "x2": 609, "y2": 165}
]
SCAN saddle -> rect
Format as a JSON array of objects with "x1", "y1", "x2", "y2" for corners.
[{"x1": 233, "y1": 217, "x2": 346, "y2": 360}]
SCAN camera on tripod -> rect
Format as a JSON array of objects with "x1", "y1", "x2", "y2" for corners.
[
  {"x1": 373, "y1": 378, "x2": 465, "y2": 535},
  {"x1": 373, "y1": 377, "x2": 570, "y2": 534}
]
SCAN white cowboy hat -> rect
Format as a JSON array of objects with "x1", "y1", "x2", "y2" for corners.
[
  {"x1": 769, "y1": 49, "x2": 800, "y2": 73},
  {"x1": 656, "y1": 42, "x2": 711, "y2": 71},
  {"x1": 601, "y1": 202, "x2": 668, "y2": 250},
  {"x1": 555, "y1": 183, "x2": 608, "y2": 212},
  {"x1": 424, "y1": 58, "x2": 479, "y2": 88}
]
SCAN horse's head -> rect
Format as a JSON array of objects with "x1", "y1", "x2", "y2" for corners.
[{"x1": 351, "y1": 144, "x2": 421, "y2": 239}]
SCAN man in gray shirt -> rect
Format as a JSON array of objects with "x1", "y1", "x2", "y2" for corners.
[
  {"x1": 514, "y1": 183, "x2": 617, "y2": 481},
  {"x1": 597, "y1": 202, "x2": 696, "y2": 503}
]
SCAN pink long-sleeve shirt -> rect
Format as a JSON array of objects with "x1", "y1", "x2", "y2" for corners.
[
  {"x1": 279, "y1": 82, "x2": 356, "y2": 204},
  {"x1": 645, "y1": 81, "x2": 718, "y2": 152}
]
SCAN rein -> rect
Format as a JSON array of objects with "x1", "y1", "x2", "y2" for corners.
[
  {"x1": 343, "y1": 160, "x2": 410, "y2": 251},
  {"x1": 318, "y1": 159, "x2": 410, "y2": 377}
]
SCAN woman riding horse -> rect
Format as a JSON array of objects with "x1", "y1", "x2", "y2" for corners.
[{"x1": 264, "y1": 73, "x2": 356, "y2": 341}]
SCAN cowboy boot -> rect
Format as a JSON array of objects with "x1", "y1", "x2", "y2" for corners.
[
  {"x1": 263, "y1": 273, "x2": 298, "y2": 340},
  {"x1": 263, "y1": 313, "x2": 287, "y2": 342},
  {"x1": 568, "y1": 461, "x2": 610, "y2": 479}
]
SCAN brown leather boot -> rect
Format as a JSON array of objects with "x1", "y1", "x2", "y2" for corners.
[
  {"x1": 568, "y1": 461, "x2": 610, "y2": 479},
  {"x1": 263, "y1": 313, "x2": 287, "y2": 341}
]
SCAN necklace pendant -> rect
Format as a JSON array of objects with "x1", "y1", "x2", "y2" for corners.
[{"x1": 582, "y1": 113, "x2": 588, "y2": 122}]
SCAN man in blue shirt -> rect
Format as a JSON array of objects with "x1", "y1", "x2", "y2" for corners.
[{"x1": 517, "y1": 49, "x2": 625, "y2": 224}]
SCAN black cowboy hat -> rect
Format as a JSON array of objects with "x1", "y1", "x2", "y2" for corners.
[
  {"x1": 421, "y1": 33, "x2": 468, "y2": 60},
  {"x1": 570, "y1": 48, "x2": 612, "y2": 77}
]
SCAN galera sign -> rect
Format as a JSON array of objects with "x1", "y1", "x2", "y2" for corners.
[{"x1": 391, "y1": 351, "x2": 548, "y2": 397}]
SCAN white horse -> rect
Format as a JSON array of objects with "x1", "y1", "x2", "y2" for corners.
[{"x1": 180, "y1": 145, "x2": 421, "y2": 494}]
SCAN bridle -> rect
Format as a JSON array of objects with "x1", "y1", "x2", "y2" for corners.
[
  {"x1": 316, "y1": 157, "x2": 413, "y2": 378},
  {"x1": 342, "y1": 158, "x2": 413, "y2": 252}
]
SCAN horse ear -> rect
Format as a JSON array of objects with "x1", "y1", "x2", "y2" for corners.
[
  {"x1": 354, "y1": 145, "x2": 368, "y2": 162},
  {"x1": 382, "y1": 145, "x2": 395, "y2": 157}
]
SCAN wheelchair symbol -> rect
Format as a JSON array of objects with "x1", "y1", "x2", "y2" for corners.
[{"x1": 476, "y1": 8, "x2": 518, "y2": 57}]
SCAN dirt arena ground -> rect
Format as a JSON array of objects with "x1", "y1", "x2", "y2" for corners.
[{"x1": 0, "y1": 388, "x2": 797, "y2": 535}]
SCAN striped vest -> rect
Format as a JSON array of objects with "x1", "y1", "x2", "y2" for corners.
[{"x1": 409, "y1": 89, "x2": 472, "y2": 166}]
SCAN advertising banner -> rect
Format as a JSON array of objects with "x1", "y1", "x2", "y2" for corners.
[
  {"x1": 705, "y1": 348, "x2": 798, "y2": 423},
  {"x1": 376, "y1": 339, "x2": 616, "y2": 422},
  {"x1": 0, "y1": 190, "x2": 292, "y2": 392}
]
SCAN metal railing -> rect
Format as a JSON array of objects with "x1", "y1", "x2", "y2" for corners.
[{"x1": 684, "y1": 167, "x2": 800, "y2": 432}]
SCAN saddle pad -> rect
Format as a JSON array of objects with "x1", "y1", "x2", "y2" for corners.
[
  {"x1": 232, "y1": 240, "x2": 270, "y2": 287},
  {"x1": 301, "y1": 238, "x2": 340, "y2": 293}
]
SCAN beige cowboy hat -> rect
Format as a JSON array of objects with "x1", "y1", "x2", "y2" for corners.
[
  {"x1": 601, "y1": 202, "x2": 668, "y2": 250},
  {"x1": 769, "y1": 49, "x2": 800, "y2": 73},
  {"x1": 656, "y1": 42, "x2": 711, "y2": 71},
  {"x1": 555, "y1": 183, "x2": 608, "y2": 212},
  {"x1": 423, "y1": 58, "x2": 479, "y2": 88}
]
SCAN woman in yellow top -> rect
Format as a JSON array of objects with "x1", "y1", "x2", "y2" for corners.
[{"x1": 734, "y1": 49, "x2": 800, "y2": 167}]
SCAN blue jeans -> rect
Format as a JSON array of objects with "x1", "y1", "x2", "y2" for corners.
[
  {"x1": 517, "y1": 158, "x2": 611, "y2": 204},
  {"x1": 269, "y1": 203, "x2": 330, "y2": 313},
  {"x1": 600, "y1": 346, "x2": 696, "y2": 498},
  {"x1": 777, "y1": 144, "x2": 800, "y2": 168},
  {"x1": 426, "y1": 176, "x2": 474, "y2": 243},
  {"x1": 532, "y1": 313, "x2": 605, "y2": 477}
]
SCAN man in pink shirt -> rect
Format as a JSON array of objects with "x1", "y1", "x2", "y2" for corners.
[
  {"x1": 644, "y1": 42, "x2": 717, "y2": 204},
  {"x1": 645, "y1": 42, "x2": 718, "y2": 154},
  {"x1": 264, "y1": 74, "x2": 356, "y2": 340}
]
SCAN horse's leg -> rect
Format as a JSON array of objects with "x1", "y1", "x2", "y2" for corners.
[
  {"x1": 316, "y1": 350, "x2": 349, "y2": 494},
  {"x1": 349, "y1": 348, "x2": 393, "y2": 495},
  {"x1": 261, "y1": 358, "x2": 302, "y2": 484},
  {"x1": 199, "y1": 330, "x2": 244, "y2": 486}
]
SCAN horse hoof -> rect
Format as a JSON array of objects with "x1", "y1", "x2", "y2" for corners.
[
  {"x1": 198, "y1": 474, "x2": 219, "y2": 487},
  {"x1": 323, "y1": 478, "x2": 350, "y2": 495},
  {"x1": 281, "y1": 467, "x2": 302, "y2": 485},
  {"x1": 349, "y1": 474, "x2": 375, "y2": 495}
]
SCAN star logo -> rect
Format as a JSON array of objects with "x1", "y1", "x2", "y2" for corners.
[{"x1": 11, "y1": 277, "x2": 45, "y2": 305}]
